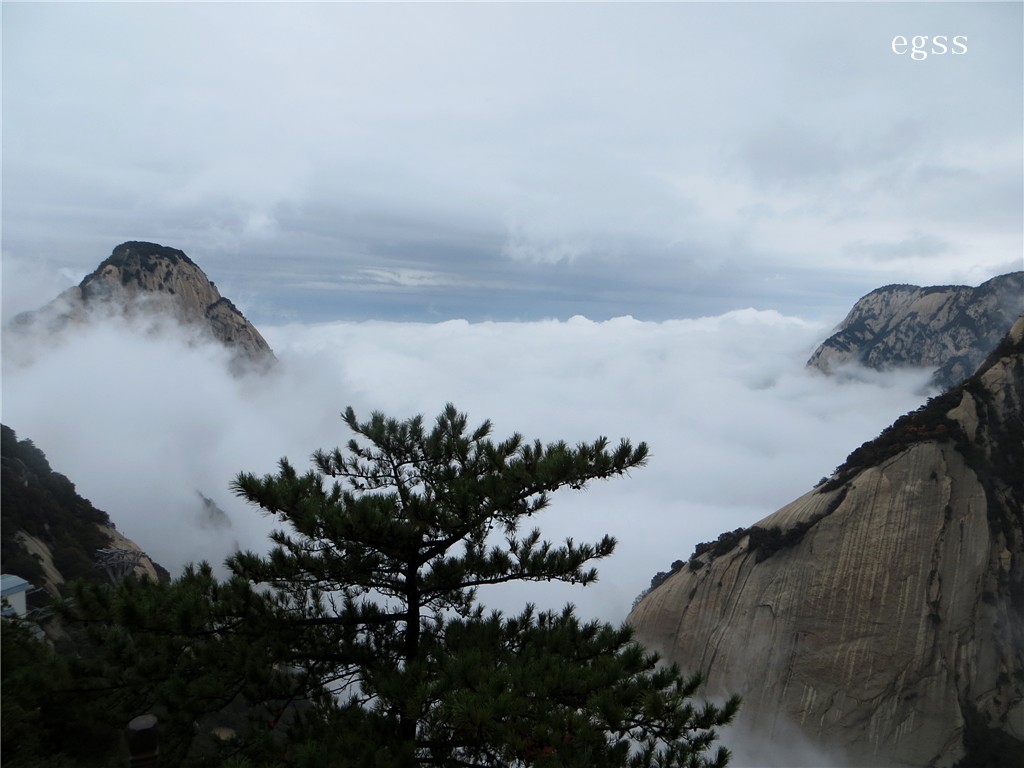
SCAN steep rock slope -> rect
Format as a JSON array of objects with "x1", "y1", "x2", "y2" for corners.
[
  {"x1": 1, "y1": 424, "x2": 167, "y2": 604},
  {"x1": 808, "y1": 272, "x2": 1022, "y2": 391},
  {"x1": 13, "y1": 241, "x2": 275, "y2": 368},
  {"x1": 630, "y1": 316, "x2": 1024, "y2": 767}
]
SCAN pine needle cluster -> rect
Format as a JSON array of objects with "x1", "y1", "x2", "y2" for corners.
[{"x1": 62, "y1": 404, "x2": 738, "y2": 766}]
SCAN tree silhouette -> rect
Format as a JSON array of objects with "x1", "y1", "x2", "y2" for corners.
[{"x1": 70, "y1": 404, "x2": 739, "y2": 766}]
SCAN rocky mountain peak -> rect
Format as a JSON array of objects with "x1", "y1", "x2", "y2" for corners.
[
  {"x1": 102, "y1": 240, "x2": 198, "y2": 269},
  {"x1": 630, "y1": 314, "x2": 1024, "y2": 766},
  {"x1": 808, "y1": 271, "x2": 1023, "y2": 391},
  {"x1": 13, "y1": 242, "x2": 275, "y2": 369},
  {"x1": 80, "y1": 241, "x2": 216, "y2": 308}
]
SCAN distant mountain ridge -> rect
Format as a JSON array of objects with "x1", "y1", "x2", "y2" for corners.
[
  {"x1": 629, "y1": 314, "x2": 1024, "y2": 766},
  {"x1": 807, "y1": 272, "x2": 1023, "y2": 391},
  {"x1": 13, "y1": 241, "x2": 275, "y2": 368}
]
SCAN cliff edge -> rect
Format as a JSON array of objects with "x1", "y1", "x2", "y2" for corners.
[
  {"x1": 807, "y1": 272, "x2": 1022, "y2": 391},
  {"x1": 630, "y1": 315, "x2": 1024, "y2": 766}
]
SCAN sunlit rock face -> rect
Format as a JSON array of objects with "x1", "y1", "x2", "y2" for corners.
[
  {"x1": 13, "y1": 241, "x2": 275, "y2": 369},
  {"x1": 630, "y1": 316, "x2": 1024, "y2": 767},
  {"x1": 808, "y1": 272, "x2": 1023, "y2": 391}
]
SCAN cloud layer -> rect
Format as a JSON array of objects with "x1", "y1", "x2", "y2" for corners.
[
  {"x1": 4, "y1": 2, "x2": 1020, "y2": 323},
  {"x1": 1, "y1": 308, "x2": 932, "y2": 623}
]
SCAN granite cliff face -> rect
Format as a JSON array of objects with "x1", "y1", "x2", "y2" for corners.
[
  {"x1": 630, "y1": 315, "x2": 1024, "y2": 767},
  {"x1": 808, "y1": 272, "x2": 1022, "y2": 391},
  {"x1": 14, "y1": 241, "x2": 275, "y2": 368}
]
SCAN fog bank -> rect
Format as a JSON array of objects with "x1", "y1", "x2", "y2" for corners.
[{"x1": 1, "y1": 308, "x2": 932, "y2": 622}]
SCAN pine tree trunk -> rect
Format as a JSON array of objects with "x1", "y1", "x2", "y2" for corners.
[{"x1": 400, "y1": 560, "x2": 421, "y2": 746}]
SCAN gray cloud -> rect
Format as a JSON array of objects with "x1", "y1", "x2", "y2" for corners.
[
  {"x1": 739, "y1": 124, "x2": 849, "y2": 189},
  {"x1": 1, "y1": 303, "x2": 932, "y2": 624},
  {"x1": 3, "y1": 2, "x2": 1020, "y2": 324},
  {"x1": 843, "y1": 232, "x2": 953, "y2": 262}
]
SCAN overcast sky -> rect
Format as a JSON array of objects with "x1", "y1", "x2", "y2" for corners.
[
  {"x1": 3, "y1": 1, "x2": 1021, "y2": 324},
  {"x1": 2, "y1": 10, "x2": 1018, "y2": 761}
]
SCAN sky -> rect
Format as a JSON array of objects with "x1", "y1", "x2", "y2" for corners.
[
  {"x1": 2, "y1": 9, "x2": 1019, "y2": 757},
  {"x1": 2, "y1": 1, "x2": 1022, "y2": 325}
]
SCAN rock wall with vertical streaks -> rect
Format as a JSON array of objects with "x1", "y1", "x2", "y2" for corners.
[{"x1": 630, "y1": 316, "x2": 1024, "y2": 767}]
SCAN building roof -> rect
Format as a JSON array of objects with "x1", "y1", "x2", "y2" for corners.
[{"x1": 1, "y1": 574, "x2": 32, "y2": 596}]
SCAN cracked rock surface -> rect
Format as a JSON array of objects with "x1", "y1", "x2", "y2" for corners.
[
  {"x1": 807, "y1": 272, "x2": 1022, "y2": 391},
  {"x1": 13, "y1": 241, "x2": 275, "y2": 370},
  {"x1": 631, "y1": 316, "x2": 1024, "y2": 766}
]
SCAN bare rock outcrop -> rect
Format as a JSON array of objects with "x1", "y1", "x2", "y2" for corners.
[
  {"x1": 1, "y1": 424, "x2": 169, "y2": 604},
  {"x1": 630, "y1": 316, "x2": 1024, "y2": 767},
  {"x1": 808, "y1": 272, "x2": 1023, "y2": 391},
  {"x1": 13, "y1": 241, "x2": 275, "y2": 369}
]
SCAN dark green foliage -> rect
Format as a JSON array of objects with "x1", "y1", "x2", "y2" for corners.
[
  {"x1": 208, "y1": 296, "x2": 245, "y2": 316},
  {"x1": 632, "y1": 561, "x2": 686, "y2": 608},
  {"x1": 744, "y1": 487, "x2": 851, "y2": 564},
  {"x1": 746, "y1": 527, "x2": 794, "y2": 563},
  {"x1": 640, "y1": 367, "x2": 985, "y2": 595},
  {"x1": 78, "y1": 242, "x2": 197, "y2": 301},
  {"x1": 957, "y1": 360, "x2": 1024, "y2": 515},
  {"x1": 821, "y1": 389, "x2": 965, "y2": 492},
  {"x1": 66, "y1": 563, "x2": 300, "y2": 766},
  {"x1": 686, "y1": 527, "x2": 770, "y2": 569},
  {"x1": 417, "y1": 605, "x2": 737, "y2": 768},
  {"x1": 0, "y1": 424, "x2": 125, "y2": 597},
  {"x1": 953, "y1": 332, "x2": 1024, "y2": 617},
  {"x1": 684, "y1": 517, "x2": 828, "y2": 571},
  {"x1": 811, "y1": 274, "x2": 1023, "y2": 391},
  {"x1": 84, "y1": 241, "x2": 196, "y2": 282},
  {"x1": 953, "y1": 702, "x2": 1024, "y2": 768},
  {"x1": 668, "y1": 327, "x2": 1018, "y2": 585},
  {"x1": 640, "y1": 471, "x2": 854, "y2": 595},
  {"x1": 691, "y1": 529, "x2": 746, "y2": 562},
  {"x1": 649, "y1": 560, "x2": 685, "y2": 588},
  {"x1": 63, "y1": 404, "x2": 738, "y2": 766},
  {"x1": 1, "y1": 619, "x2": 124, "y2": 767}
]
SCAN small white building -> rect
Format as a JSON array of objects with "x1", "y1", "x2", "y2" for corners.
[{"x1": 1, "y1": 574, "x2": 32, "y2": 618}]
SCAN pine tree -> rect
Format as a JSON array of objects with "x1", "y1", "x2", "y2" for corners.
[
  {"x1": 68, "y1": 404, "x2": 739, "y2": 766},
  {"x1": 225, "y1": 404, "x2": 737, "y2": 766}
]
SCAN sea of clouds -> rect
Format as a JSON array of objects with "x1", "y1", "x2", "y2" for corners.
[{"x1": 0, "y1": 300, "x2": 934, "y2": 627}]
